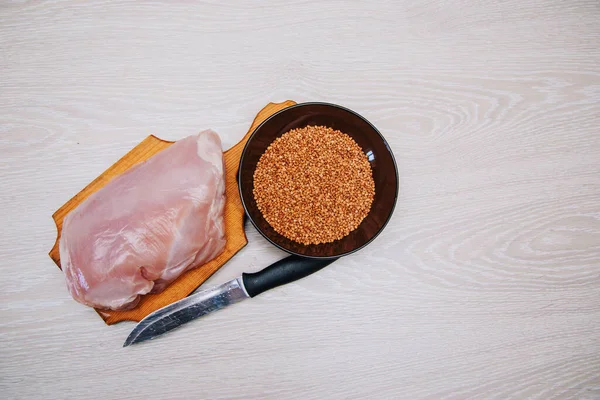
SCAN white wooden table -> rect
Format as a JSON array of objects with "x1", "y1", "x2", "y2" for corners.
[{"x1": 2, "y1": 1, "x2": 599, "y2": 399}]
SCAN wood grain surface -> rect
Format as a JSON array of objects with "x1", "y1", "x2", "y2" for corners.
[
  {"x1": 48, "y1": 100, "x2": 295, "y2": 324},
  {"x1": 1, "y1": 1, "x2": 599, "y2": 399}
]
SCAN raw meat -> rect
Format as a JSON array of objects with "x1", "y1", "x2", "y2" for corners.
[{"x1": 59, "y1": 130, "x2": 226, "y2": 310}]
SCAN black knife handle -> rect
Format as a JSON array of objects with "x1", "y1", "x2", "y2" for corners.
[{"x1": 242, "y1": 255, "x2": 338, "y2": 298}]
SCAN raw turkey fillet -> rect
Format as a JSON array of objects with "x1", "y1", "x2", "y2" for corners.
[{"x1": 59, "y1": 130, "x2": 226, "y2": 310}]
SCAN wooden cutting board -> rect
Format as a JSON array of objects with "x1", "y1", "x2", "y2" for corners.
[{"x1": 49, "y1": 100, "x2": 297, "y2": 325}]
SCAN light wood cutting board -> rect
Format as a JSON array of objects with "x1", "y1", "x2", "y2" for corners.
[{"x1": 49, "y1": 100, "x2": 297, "y2": 325}]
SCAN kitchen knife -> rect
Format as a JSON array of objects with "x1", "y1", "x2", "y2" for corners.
[{"x1": 123, "y1": 255, "x2": 336, "y2": 346}]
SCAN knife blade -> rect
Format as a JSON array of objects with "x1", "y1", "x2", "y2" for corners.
[
  {"x1": 123, "y1": 277, "x2": 249, "y2": 347},
  {"x1": 123, "y1": 255, "x2": 337, "y2": 347}
]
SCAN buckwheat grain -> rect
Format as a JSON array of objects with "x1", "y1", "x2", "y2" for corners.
[{"x1": 253, "y1": 125, "x2": 375, "y2": 245}]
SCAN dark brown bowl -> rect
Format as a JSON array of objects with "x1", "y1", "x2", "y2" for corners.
[{"x1": 238, "y1": 102, "x2": 398, "y2": 258}]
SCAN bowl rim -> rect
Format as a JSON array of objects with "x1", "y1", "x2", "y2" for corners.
[{"x1": 238, "y1": 101, "x2": 399, "y2": 259}]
